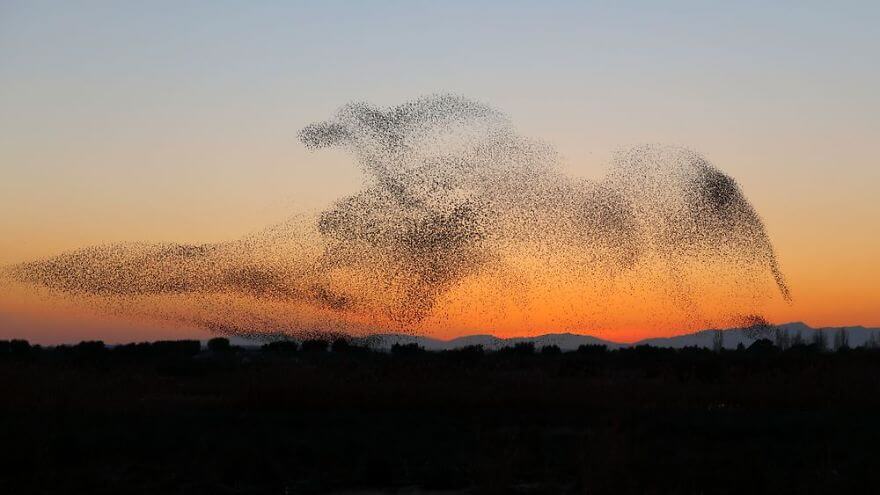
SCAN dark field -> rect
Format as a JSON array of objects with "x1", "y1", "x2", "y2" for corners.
[{"x1": 2, "y1": 339, "x2": 880, "y2": 494}]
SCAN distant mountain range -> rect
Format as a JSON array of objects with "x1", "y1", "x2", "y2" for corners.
[{"x1": 352, "y1": 322, "x2": 880, "y2": 351}]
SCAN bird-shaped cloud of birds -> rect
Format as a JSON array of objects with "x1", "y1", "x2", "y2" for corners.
[{"x1": 7, "y1": 95, "x2": 790, "y2": 340}]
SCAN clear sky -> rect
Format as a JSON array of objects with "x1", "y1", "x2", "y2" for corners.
[{"x1": 1, "y1": 1, "x2": 878, "y2": 342}]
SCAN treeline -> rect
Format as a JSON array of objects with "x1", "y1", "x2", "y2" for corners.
[
  {"x1": 4, "y1": 334, "x2": 880, "y2": 494},
  {"x1": 0, "y1": 338, "x2": 201, "y2": 359},
  {"x1": 713, "y1": 326, "x2": 880, "y2": 352},
  {"x1": 3, "y1": 333, "x2": 880, "y2": 363}
]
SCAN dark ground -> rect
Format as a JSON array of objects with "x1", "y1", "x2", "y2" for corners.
[{"x1": 1, "y1": 338, "x2": 879, "y2": 494}]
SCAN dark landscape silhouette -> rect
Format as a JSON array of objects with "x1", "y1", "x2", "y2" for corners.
[{"x1": 3, "y1": 322, "x2": 880, "y2": 494}]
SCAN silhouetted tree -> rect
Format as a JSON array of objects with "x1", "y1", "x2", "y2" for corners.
[
  {"x1": 811, "y1": 330, "x2": 828, "y2": 352},
  {"x1": 747, "y1": 338, "x2": 777, "y2": 355},
  {"x1": 774, "y1": 328, "x2": 791, "y2": 350},
  {"x1": 331, "y1": 338, "x2": 351, "y2": 353},
  {"x1": 70, "y1": 341, "x2": 107, "y2": 362},
  {"x1": 499, "y1": 342, "x2": 535, "y2": 356},
  {"x1": 457, "y1": 344, "x2": 484, "y2": 356},
  {"x1": 152, "y1": 340, "x2": 201, "y2": 357},
  {"x1": 207, "y1": 337, "x2": 231, "y2": 353},
  {"x1": 262, "y1": 340, "x2": 299, "y2": 354},
  {"x1": 577, "y1": 344, "x2": 608, "y2": 355},
  {"x1": 712, "y1": 330, "x2": 724, "y2": 353},
  {"x1": 301, "y1": 339, "x2": 329, "y2": 353},
  {"x1": 391, "y1": 343, "x2": 424, "y2": 356},
  {"x1": 443, "y1": 345, "x2": 484, "y2": 363},
  {"x1": 74, "y1": 340, "x2": 106, "y2": 352},
  {"x1": 9, "y1": 339, "x2": 31, "y2": 357},
  {"x1": 833, "y1": 328, "x2": 850, "y2": 351},
  {"x1": 517, "y1": 342, "x2": 536, "y2": 354},
  {"x1": 540, "y1": 344, "x2": 561, "y2": 355}
]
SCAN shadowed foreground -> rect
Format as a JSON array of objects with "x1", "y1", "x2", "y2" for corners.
[{"x1": 2, "y1": 338, "x2": 879, "y2": 494}]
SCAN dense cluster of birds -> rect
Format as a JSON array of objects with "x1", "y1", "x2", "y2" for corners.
[{"x1": 6, "y1": 95, "x2": 790, "y2": 340}]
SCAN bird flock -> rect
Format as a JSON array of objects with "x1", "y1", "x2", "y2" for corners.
[{"x1": 7, "y1": 95, "x2": 790, "y2": 340}]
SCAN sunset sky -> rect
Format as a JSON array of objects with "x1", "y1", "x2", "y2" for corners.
[{"x1": 2, "y1": 1, "x2": 878, "y2": 343}]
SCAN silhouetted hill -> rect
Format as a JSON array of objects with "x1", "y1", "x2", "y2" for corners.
[
  {"x1": 362, "y1": 322, "x2": 879, "y2": 351},
  {"x1": 635, "y1": 322, "x2": 880, "y2": 349},
  {"x1": 361, "y1": 332, "x2": 622, "y2": 351}
]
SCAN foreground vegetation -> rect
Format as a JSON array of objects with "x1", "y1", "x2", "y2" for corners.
[{"x1": 2, "y1": 336, "x2": 879, "y2": 494}]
